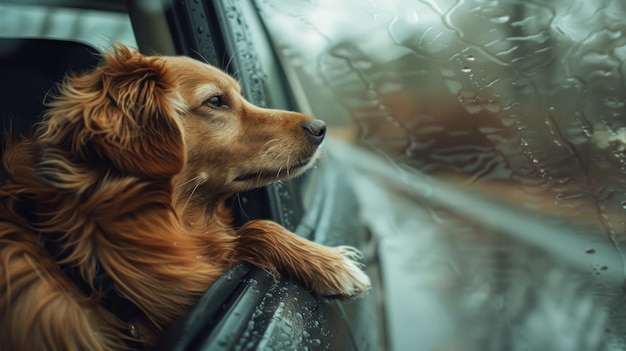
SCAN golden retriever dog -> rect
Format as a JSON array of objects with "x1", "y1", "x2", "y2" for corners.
[{"x1": 0, "y1": 45, "x2": 370, "y2": 350}]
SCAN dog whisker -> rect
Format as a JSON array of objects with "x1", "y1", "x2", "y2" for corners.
[
  {"x1": 262, "y1": 138, "x2": 280, "y2": 148},
  {"x1": 233, "y1": 193, "x2": 248, "y2": 218},
  {"x1": 223, "y1": 53, "x2": 236, "y2": 75},
  {"x1": 262, "y1": 144, "x2": 280, "y2": 160},
  {"x1": 256, "y1": 170, "x2": 265, "y2": 188},
  {"x1": 181, "y1": 173, "x2": 207, "y2": 214},
  {"x1": 177, "y1": 175, "x2": 205, "y2": 188},
  {"x1": 191, "y1": 49, "x2": 210, "y2": 64},
  {"x1": 271, "y1": 149, "x2": 289, "y2": 165},
  {"x1": 260, "y1": 141, "x2": 281, "y2": 160}
]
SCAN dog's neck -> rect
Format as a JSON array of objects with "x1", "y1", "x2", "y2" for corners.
[
  {"x1": 174, "y1": 196, "x2": 234, "y2": 231},
  {"x1": 171, "y1": 174, "x2": 237, "y2": 228}
]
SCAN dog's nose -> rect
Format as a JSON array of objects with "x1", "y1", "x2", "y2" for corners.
[{"x1": 302, "y1": 120, "x2": 326, "y2": 145}]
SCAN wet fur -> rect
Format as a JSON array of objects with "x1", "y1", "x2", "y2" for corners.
[{"x1": 0, "y1": 46, "x2": 370, "y2": 350}]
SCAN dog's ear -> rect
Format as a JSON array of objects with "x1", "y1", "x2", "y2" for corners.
[{"x1": 41, "y1": 46, "x2": 185, "y2": 178}]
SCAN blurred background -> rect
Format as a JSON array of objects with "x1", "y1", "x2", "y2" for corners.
[
  {"x1": 2, "y1": 0, "x2": 626, "y2": 350},
  {"x1": 255, "y1": 2, "x2": 626, "y2": 349}
]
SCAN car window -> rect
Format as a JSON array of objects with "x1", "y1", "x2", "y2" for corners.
[
  {"x1": 3, "y1": 1, "x2": 625, "y2": 349},
  {"x1": 0, "y1": 2, "x2": 135, "y2": 50},
  {"x1": 254, "y1": 0, "x2": 626, "y2": 350}
]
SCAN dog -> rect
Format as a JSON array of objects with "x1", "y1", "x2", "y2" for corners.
[{"x1": 0, "y1": 45, "x2": 371, "y2": 350}]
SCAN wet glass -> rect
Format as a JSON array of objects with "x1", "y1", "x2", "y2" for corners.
[{"x1": 255, "y1": 0, "x2": 626, "y2": 350}]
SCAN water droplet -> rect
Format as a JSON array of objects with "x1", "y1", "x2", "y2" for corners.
[
  {"x1": 466, "y1": 55, "x2": 476, "y2": 61},
  {"x1": 585, "y1": 248, "x2": 596, "y2": 254},
  {"x1": 601, "y1": 266, "x2": 608, "y2": 271},
  {"x1": 197, "y1": 25, "x2": 204, "y2": 33},
  {"x1": 621, "y1": 201, "x2": 626, "y2": 210},
  {"x1": 461, "y1": 66, "x2": 471, "y2": 73},
  {"x1": 490, "y1": 15, "x2": 510, "y2": 24},
  {"x1": 604, "y1": 97, "x2": 624, "y2": 109}
]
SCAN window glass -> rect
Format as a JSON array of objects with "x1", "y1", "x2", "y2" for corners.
[
  {"x1": 255, "y1": 0, "x2": 626, "y2": 349},
  {"x1": 0, "y1": 3, "x2": 136, "y2": 50}
]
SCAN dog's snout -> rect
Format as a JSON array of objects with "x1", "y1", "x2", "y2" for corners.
[{"x1": 302, "y1": 120, "x2": 326, "y2": 145}]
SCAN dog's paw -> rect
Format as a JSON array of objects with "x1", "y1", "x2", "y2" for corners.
[{"x1": 314, "y1": 246, "x2": 371, "y2": 298}]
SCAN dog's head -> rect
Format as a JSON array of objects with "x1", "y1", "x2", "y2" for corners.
[
  {"x1": 160, "y1": 54, "x2": 325, "y2": 201},
  {"x1": 39, "y1": 46, "x2": 325, "y2": 202}
]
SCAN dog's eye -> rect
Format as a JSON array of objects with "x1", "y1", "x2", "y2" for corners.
[{"x1": 204, "y1": 96, "x2": 229, "y2": 110}]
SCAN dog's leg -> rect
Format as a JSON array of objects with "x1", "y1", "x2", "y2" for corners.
[
  {"x1": 234, "y1": 220, "x2": 371, "y2": 297},
  {"x1": 0, "y1": 242, "x2": 126, "y2": 351}
]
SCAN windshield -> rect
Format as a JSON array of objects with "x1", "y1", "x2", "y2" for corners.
[{"x1": 255, "y1": 0, "x2": 626, "y2": 350}]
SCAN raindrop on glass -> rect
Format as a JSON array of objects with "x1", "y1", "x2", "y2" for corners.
[
  {"x1": 604, "y1": 97, "x2": 624, "y2": 109},
  {"x1": 490, "y1": 15, "x2": 510, "y2": 24}
]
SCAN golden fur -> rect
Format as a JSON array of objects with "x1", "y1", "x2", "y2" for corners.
[{"x1": 0, "y1": 46, "x2": 370, "y2": 350}]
